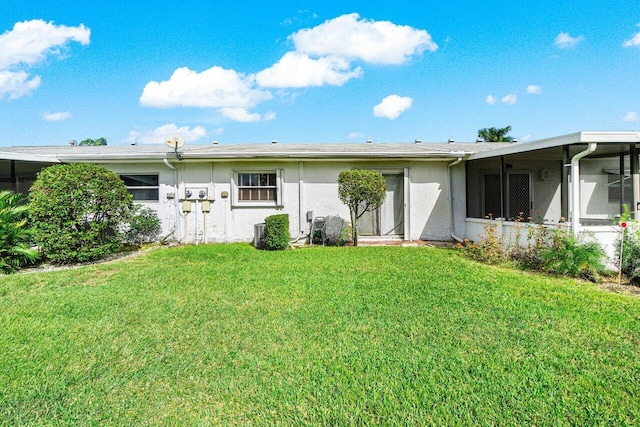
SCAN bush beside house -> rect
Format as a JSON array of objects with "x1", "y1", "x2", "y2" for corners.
[
  {"x1": 29, "y1": 163, "x2": 133, "y2": 264},
  {"x1": 123, "y1": 205, "x2": 162, "y2": 246},
  {"x1": 461, "y1": 221, "x2": 607, "y2": 282},
  {"x1": 264, "y1": 214, "x2": 290, "y2": 250}
]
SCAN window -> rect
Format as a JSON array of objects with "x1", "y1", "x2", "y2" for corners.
[
  {"x1": 120, "y1": 174, "x2": 159, "y2": 201},
  {"x1": 233, "y1": 170, "x2": 282, "y2": 207},
  {"x1": 607, "y1": 172, "x2": 631, "y2": 205},
  {"x1": 238, "y1": 172, "x2": 276, "y2": 201}
]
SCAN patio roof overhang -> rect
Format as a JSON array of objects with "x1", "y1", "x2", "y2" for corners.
[{"x1": 467, "y1": 131, "x2": 640, "y2": 161}]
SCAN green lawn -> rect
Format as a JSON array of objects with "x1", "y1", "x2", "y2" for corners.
[{"x1": 1, "y1": 244, "x2": 638, "y2": 425}]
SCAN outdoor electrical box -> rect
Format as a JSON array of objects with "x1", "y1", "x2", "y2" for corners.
[
  {"x1": 201, "y1": 201, "x2": 211, "y2": 213},
  {"x1": 184, "y1": 187, "x2": 208, "y2": 200},
  {"x1": 306, "y1": 210, "x2": 314, "y2": 222},
  {"x1": 182, "y1": 200, "x2": 192, "y2": 213},
  {"x1": 166, "y1": 192, "x2": 175, "y2": 199}
]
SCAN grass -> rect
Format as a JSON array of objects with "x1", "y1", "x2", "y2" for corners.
[{"x1": 1, "y1": 244, "x2": 638, "y2": 425}]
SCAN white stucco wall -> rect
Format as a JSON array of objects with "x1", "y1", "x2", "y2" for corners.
[{"x1": 101, "y1": 158, "x2": 461, "y2": 244}]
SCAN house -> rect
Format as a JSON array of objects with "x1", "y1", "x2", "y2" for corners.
[{"x1": 2, "y1": 131, "x2": 640, "y2": 258}]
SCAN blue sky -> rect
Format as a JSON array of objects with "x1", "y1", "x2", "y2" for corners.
[{"x1": 1, "y1": 1, "x2": 639, "y2": 147}]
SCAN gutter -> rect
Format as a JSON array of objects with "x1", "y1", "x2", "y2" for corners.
[
  {"x1": 448, "y1": 157, "x2": 465, "y2": 243},
  {"x1": 570, "y1": 142, "x2": 597, "y2": 237}
]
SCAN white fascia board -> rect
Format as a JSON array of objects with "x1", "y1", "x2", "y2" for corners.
[
  {"x1": 179, "y1": 151, "x2": 473, "y2": 160},
  {"x1": 578, "y1": 131, "x2": 640, "y2": 143},
  {"x1": 467, "y1": 131, "x2": 640, "y2": 160},
  {"x1": 0, "y1": 151, "x2": 61, "y2": 163},
  {"x1": 56, "y1": 153, "x2": 169, "y2": 163}
]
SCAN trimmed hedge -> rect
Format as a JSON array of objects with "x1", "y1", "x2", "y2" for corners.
[
  {"x1": 30, "y1": 163, "x2": 133, "y2": 264},
  {"x1": 264, "y1": 214, "x2": 290, "y2": 250}
]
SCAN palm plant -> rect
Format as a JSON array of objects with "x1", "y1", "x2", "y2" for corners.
[
  {"x1": 0, "y1": 191, "x2": 39, "y2": 273},
  {"x1": 478, "y1": 126, "x2": 514, "y2": 142}
]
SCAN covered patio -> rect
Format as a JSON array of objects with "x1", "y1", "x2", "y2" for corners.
[{"x1": 463, "y1": 131, "x2": 640, "y2": 259}]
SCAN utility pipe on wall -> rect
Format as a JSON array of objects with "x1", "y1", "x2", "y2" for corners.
[
  {"x1": 298, "y1": 162, "x2": 305, "y2": 236},
  {"x1": 570, "y1": 142, "x2": 597, "y2": 237},
  {"x1": 163, "y1": 158, "x2": 181, "y2": 242},
  {"x1": 194, "y1": 200, "x2": 200, "y2": 245},
  {"x1": 448, "y1": 157, "x2": 464, "y2": 243}
]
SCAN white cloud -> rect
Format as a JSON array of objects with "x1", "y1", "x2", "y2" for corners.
[
  {"x1": 527, "y1": 85, "x2": 542, "y2": 94},
  {"x1": 623, "y1": 112, "x2": 638, "y2": 123},
  {"x1": 0, "y1": 20, "x2": 89, "y2": 100},
  {"x1": 501, "y1": 94, "x2": 517, "y2": 105},
  {"x1": 555, "y1": 32, "x2": 584, "y2": 49},
  {"x1": 128, "y1": 123, "x2": 207, "y2": 144},
  {"x1": 373, "y1": 95, "x2": 413, "y2": 120},
  {"x1": 220, "y1": 107, "x2": 275, "y2": 123},
  {"x1": 255, "y1": 52, "x2": 363, "y2": 88},
  {"x1": 0, "y1": 19, "x2": 90, "y2": 69},
  {"x1": 623, "y1": 24, "x2": 640, "y2": 47},
  {"x1": 0, "y1": 70, "x2": 41, "y2": 99},
  {"x1": 485, "y1": 95, "x2": 496, "y2": 105},
  {"x1": 348, "y1": 132, "x2": 365, "y2": 139},
  {"x1": 43, "y1": 111, "x2": 72, "y2": 121},
  {"x1": 140, "y1": 14, "x2": 436, "y2": 120},
  {"x1": 290, "y1": 13, "x2": 437, "y2": 65},
  {"x1": 140, "y1": 66, "x2": 271, "y2": 109}
]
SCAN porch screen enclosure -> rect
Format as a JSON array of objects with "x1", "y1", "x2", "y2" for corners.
[{"x1": 482, "y1": 172, "x2": 532, "y2": 219}]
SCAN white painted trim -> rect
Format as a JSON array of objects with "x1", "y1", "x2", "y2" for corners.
[{"x1": 404, "y1": 167, "x2": 410, "y2": 239}]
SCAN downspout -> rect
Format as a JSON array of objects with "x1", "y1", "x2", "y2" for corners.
[
  {"x1": 570, "y1": 143, "x2": 597, "y2": 237},
  {"x1": 448, "y1": 157, "x2": 464, "y2": 243},
  {"x1": 163, "y1": 158, "x2": 181, "y2": 242},
  {"x1": 292, "y1": 161, "x2": 307, "y2": 243}
]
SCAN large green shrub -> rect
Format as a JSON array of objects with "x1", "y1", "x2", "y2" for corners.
[
  {"x1": 30, "y1": 163, "x2": 133, "y2": 264},
  {"x1": 264, "y1": 214, "x2": 290, "y2": 250},
  {"x1": 0, "y1": 191, "x2": 39, "y2": 273}
]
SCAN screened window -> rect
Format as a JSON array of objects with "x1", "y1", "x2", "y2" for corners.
[
  {"x1": 120, "y1": 174, "x2": 159, "y2": 201},
  {"x1": 482, "y1": 173, "x2": 502, "y2": 218},
  {"x1": 607, "y1": 172, "x2": 631, "y2": 205},
  {"x1": 238, "y1": 172, "x2": 277, "y2": 201},
  {"x1": 233, "y1": 170, "x2": 283, "y2": 207}
]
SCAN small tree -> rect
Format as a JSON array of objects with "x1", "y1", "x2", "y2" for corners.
[
  {"x1": 478, "y1": 126, "x2": 514, "y2": 142},
  {"x1": 30, "y1": 163, "x2": 133, "y2": 264},
  {"x1": 337, "y1": 170, "x2": 386, "y2": 246},
  {"x1": 0, "y1": 191, "x2": 39, "y2": 273}
]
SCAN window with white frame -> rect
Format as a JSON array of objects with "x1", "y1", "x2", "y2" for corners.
[
  {"x1": 233, "y1": 170, "x2": 283, "y2": 207},
  {"x1": 120, "y1": 174, "x2": 159, "y2": 201}
]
